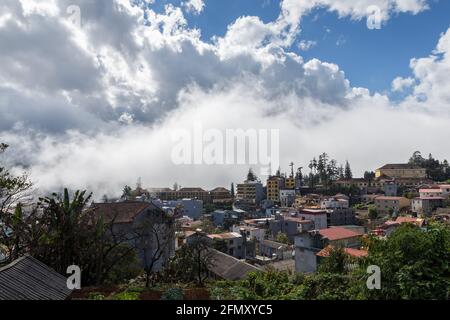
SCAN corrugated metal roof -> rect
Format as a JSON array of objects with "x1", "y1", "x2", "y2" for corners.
[
  {"x1": 208, "y1": 249, "x2": 261, "y2": 280},
  {"x1": 0, "y1": 256, "x2": 72, "y2": 300}
]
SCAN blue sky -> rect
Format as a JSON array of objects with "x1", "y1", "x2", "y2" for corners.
[{"x1": 151, "y1": 0, "x2": 450, "y2": 95}]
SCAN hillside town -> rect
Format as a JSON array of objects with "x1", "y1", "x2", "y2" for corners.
[{"x1": 3, "y1": 146, "x2": 448, "y2": 300}]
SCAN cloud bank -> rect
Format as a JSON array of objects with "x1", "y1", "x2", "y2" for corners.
[{"x1": 1, "y1": 0, "x2": 449, "y2": 198}]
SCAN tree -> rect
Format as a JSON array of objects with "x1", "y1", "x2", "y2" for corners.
[
  {"x1": 230, "y1": 183, "x2": 235, "y2": 198},
  {"x1": 164, "y1": 233, "x2": 213, "y2": 286},
  {"x1": 362, "y1": 223, "x2": 450, "y2": 299},
  {"x1": 368, "y1": 206, "x2": 378, "y2": 220},
  {"x1": 0, "y1": 143, "x2": 33, "y2": 216},
  {"x1": 317, "y1": 247, "x2": 349, "y2": 274},
  {"x1": 247, "y1": 168, "x2": 257, "y2": 182},
  {"x1": 122, "y1": 185, "x2": 132, "y2": 198},
  {"x1": 275, "y1": 232, "x2": 289, "y2": 244},
  {"x1": 344, "y1": 161, "x2": 353, "y2": 180},
  {"x1": 134, "y1": 209, "x2": 175, "y2": 287}
]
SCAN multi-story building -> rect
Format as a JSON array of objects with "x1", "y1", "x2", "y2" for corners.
[
  {"x1": 297, "y1": 209, "x2": 328, "y2": 230},
  {"x1": 207, "y1": 232, "x2": 245, "y2": 259},
  {"x1": 295, "y1": 227, "x2": 364, "y2": 273},
  {"x1": 209, "y1": 187, "x2": 233, "y2": 204},
  {"x1": 334, "y1": 178, "x2": 369, "y2": 190},
  {"x1": 375, "y1": 164, "x2": 427, "y2": 179},
  {"x1": 374, "y1": 196, "x2": 411, "y2": 215},
  {"x1": 279, "y1": 189, "x2": 296, "y2": 207},
  {"x1": 412, "y1": 197, "x2": 444, "y2": 216},
  {"x1": 269, "y1": 216, "x2": 314, "y2": 243},
  {"x1": 285, "y1": 177, "x2": 296, "y2": 189},
  {"x1": 320, "y1": 197, "x2": 349, "y2": 210},
  {"x1": 236, "y1": 180, "x2": 264, "y2": 205},
  {"x1": 266, "y1": 176, "x2": 284, "y2": 203},
  {"x1": 153, "y1": 199, "x2": 203, "y2": 220}
]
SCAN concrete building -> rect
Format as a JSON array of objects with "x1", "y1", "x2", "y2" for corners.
[
  {"x1": 297, "y1": 209, "x2": 328, "y2": 230},
  {"x1": 383, "y1": 181, "x2": 398, "y2": 196},
  {"x1": 266, "y1": 176, "x2": 284, "y2": 203},
  {"x1": 269, "y1": 216, "x2": 314, "y2": 243},
  {"x1": 320, "y1": 197, "x2": 349, "y2": 210},
  {"x1": 280, "y1": 189, "x2": 296, "y2": 207},
  {"x1": 259, "y1": 240, "x2": 293, "y2": 261},
  {"x1": 211, "y1": 210, "x2": 242, "y2": 227},
  {"x1": 374, "y1": 196, "x2": 411, "y2": 215},
  {"x1": 412, "y1": 197, "x2": 444, "y2": 216},
  {"x1": 210, "y1": 187, "x2": 233, "y2": 204},
  {"x1": 232, "y1": 225, "x2": 266, "y2": 242},
  {"x1": 236, "y1": 180, "x2": 265, "y2": 205},
  {"x1": 295, "y1": 227, "x2": 364, "y2": 273},
  {"x1": 208, "y1": 232, "x2": 245, "y2": 259},
  {"x1": 94, "y1": 202, "x2": 175, "y2": 271},
  {"x1": 419, "y1": 188, "x2": 443, "y2": 199},
  {"x1": 375, "y1": 164, "x2": 427, "y2": 179},
  {"x1": 153, "y1": 198, "x2": 203, "y2": 220}
]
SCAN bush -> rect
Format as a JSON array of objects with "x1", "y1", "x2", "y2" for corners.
[
  {"x1": 161, "y1": 287, "x2": 184, "y2": 300},
  {"x1": 112, "y1": 291, "x2": 140, "y2": 300}
]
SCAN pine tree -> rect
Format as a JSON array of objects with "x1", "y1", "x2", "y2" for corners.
[{"x1": 344, "y1": 161, "x2": 353, "y2": 179}]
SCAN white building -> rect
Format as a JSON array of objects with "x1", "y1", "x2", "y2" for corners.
[
  {"x1": 279, "y1": 189, "x2": 296, "y2": 207},
  {"x1": 320, "y1": 197, "x2": 349, "y2": 210},
  {"x1": 297, "y1": 209, "x2": 328, "y2": 230}
]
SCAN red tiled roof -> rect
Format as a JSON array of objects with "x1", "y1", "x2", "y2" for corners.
[
  {"x1": 318, "y1": 227, "x2": 363, "y2": 241},
  {"x1": 316, "y1": 245, "x2": 368, "y2": 258},
  {"x1": 395, "y1": 217, "x2": 425, "y2": 227}
]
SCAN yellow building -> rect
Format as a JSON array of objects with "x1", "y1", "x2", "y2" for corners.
[
  {"x1": 266, "y1": 176, "x2": 282, "y2": 202},
  {"x1": 375, "y1": 164, "x2": 426, "y2": 179},
  {"x1": 285, "y1": 177, "x2": 295, "y2": 189}
]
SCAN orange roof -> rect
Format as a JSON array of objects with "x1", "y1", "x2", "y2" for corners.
[
  {"x1": 395, "y1": 217, "x2": 425, "y2": 227},
  {"x1": 318, "y1": 227, "x2": 363, "y2": 241},
  {"x1": 419, "y1": 189, "x2": 441, "y2": 193},
  {"x1": 316, "y1": 245, "x2": 368, "y2": 258}
]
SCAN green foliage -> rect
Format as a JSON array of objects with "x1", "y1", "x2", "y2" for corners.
[
  {"x1": 368, "y1": 206, "x2": 378, "y2": 220},
  {"x1": 163, "y1": 234, "x2": 213, "y2": 286},
  {"x1": 362, "y1": 223, "x2": 450, "y2": 299},
  {"x1": 247, "y1": 168, "x2": 258, "y2": 182},
  {"x1": 161, "y1": 287, "x2": 184, "y2": 300},
  {"x1": 409, "y1": 151, "x2": 450, "y2": 181},
  {"x1": 275, "y1": 233, "x2": 289, "y2": 245},
  {"x1": 88, "y1": 292, "x2": 106, "y2": 300},
  {"x1": 112, "y1": 291, "x2": 140, "y2": 300},
  {"x1": 209, "y1": 222, "x2": 450, "y2": 300}
]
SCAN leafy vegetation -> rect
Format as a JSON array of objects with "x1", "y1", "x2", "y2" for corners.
[{"x1": 209, "y1": 223, "x2": 450, "y2": 300}]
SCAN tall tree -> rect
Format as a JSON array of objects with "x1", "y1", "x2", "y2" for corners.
[
  {"x1": 247, "y1": 168, "x2": 257, "y2": 182},
  {"x1": 344, "y1": 161, "x2": 353, "y2": 180}
]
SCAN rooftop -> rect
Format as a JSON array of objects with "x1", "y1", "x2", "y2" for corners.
[
  {"x1": 93, "y1": 201, "x2": 164, "y2": 224},
  {"x1": 207, "y1": 249, "x2": 262, "y2": 280},
  {"x1": 318, "y1": 227, "x2": 363, "y2": 241},
  {"x1": 316, "y1": 246, "x2": 368, "y2": 258},
  {"x1": 377, "y1": 164, "x2": 423, "y2": 170},
  {"x1": 0, "y1": 256, "x2": 72, "y2": 300},
  {"x1": 208, "y1": 232, "x2": 242, "y2": 240}
]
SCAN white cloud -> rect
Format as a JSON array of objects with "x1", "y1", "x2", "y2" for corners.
[
  {"x1": 392, "y1": 76, "x2": 415, "y2": 92},
  {"x1": 183, "y1": 0, "x2": 205, "y2": 15},
  {"x1": 0, "y1": 0, "x2": 448, "y2": 198},
  {"x1": 298, "y1": 40, "x2": 317, "y2": 51}
]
